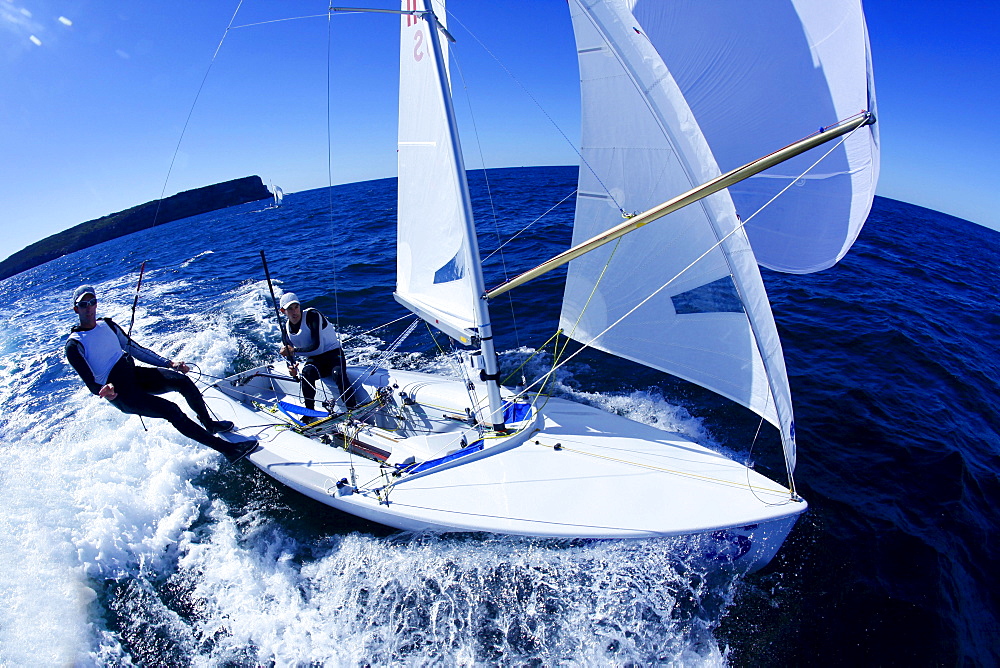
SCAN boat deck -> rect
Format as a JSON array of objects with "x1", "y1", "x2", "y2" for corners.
[{"x1": 202, "y1": 364, "x2": 805, "y2": 566}]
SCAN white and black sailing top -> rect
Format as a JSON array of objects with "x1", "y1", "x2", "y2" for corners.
[
  {"x1": 66, "y1": 318, "x2": 172, "y2": 394},
  {"x1": 284, "y1": 308, "x2": 342, "y2": 357}
]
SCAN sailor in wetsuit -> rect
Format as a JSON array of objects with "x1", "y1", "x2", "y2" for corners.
[
  {"x1": 65, "y1": 285, "x2": 257, "y2": 463},
  {"x1": 278, "y1": 292, "x2": 357, "y2": 412}
]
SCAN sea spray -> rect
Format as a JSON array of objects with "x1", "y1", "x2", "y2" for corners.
[{"x1": 137, "y1": 522, "x2": 734, "y2": 664}]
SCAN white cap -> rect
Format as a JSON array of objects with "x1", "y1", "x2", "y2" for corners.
[
  {"x1": 280, "y1": 292, "x2": 300, "y2": 309},
  {"x1": 73, "y1": 285, "x2": 96, "y2": 305}
]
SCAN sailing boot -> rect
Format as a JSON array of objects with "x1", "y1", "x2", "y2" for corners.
[
  {"x1": 212, "y1": 438, "x2": 259, "y2": 464},
  {"x1": 204, "y1": 419, "x2": 235, "y2": 434}
]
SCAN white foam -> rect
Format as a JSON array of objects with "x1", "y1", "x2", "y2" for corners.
[
  {"x1": 181, "y1": 250, "x2": 215, "y2": 268},
  {"x1": 0, "y1": 281, "x2": 226, "y2": 661},
  {"x1": 171, "y1": 524, "x2": 729, "y2": 664},
  {"x1": 0, "y1": 386, "x2": 219, "y2": 662}
]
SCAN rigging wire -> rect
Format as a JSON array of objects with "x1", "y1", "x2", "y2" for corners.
[
  {"x1": 228, "y1": 14, "x2": 329, "y2": 30},
  {"x1": 345, "y1": 318, "x2": 421, "y2": 401},
  {"x1": 449, "y1": 48, "x2": 522, "y2": 350},
  {"x1": 325, "y1": 10, "x2": 344, "y2": 333},
  {"x1": 423, "y1": 323, "x2": 489, "y2": 435},
  {"x1": 341, "y1": 314, "x2": 416, "y2": 346},
  {"x1": 743, "y1": 411, "x2": 790, "y2": 505},
  {"x1": 443, "y1": 9, "x2": 622, "y2": 214},
  {"x1": 152, "y1": 1, "x2": 246, "y2": 227},
  {"x1": 481, "y1": 188, "x2": 578, "y2": 263},
  {"x1": 531, "y1": 437, "x2": 793, "y2": 499},
  {"x1": 511, "y1": 126, "x2": 864, "y2": 480}
]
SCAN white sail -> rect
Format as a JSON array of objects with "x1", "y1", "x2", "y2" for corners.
[
  {"x1": 633, "y1": 0, "x2": 880, "y2": 274},
  {"x1": 394, "y1": 0, "x2": 481, "y2": 344},
  {"x1": 204, "y1": 0, "x2": 860, "y2": 557},
  {"x1": 561, "y1": 0, "x2": 796, "y2": 469}
]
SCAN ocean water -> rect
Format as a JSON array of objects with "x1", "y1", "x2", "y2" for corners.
[{"x1": 0, "y1": 166, "x2": 997, "y2": 665}]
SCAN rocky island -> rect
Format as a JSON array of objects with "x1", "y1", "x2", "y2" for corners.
[{"x1": 0, "y1": 176, "x2": 271, "y2": 281}]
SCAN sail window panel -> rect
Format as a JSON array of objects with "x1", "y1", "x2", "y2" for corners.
[
  {"x1": 397, "y1": 247, "x2": 475, "y2": 321},
  {"x1": 572, "y1": 143, "x2": 739, "y2": 305},
  {"x1": 559, "y1": 288, "x2": 779, "y2": 428},
  {"x1": 433, "y1": 252, "x2": 465, "y2": 284},
  {"x1": 396, "y1": 153, "x2": 477, "y2": 325},
  {"x1": 672, "y1": 277, "x2": 745, "y2": 315},
  {"x1": 567, "y1": 182, "x2": 733, "y2": 313},
  {"x1": 561, "y1": 200, "x2": 761, "y2": 412}
]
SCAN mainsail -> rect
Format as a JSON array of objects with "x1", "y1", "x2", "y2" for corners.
[{"x1": 394, "y1": 0, "x2": 483, "y2": 345}]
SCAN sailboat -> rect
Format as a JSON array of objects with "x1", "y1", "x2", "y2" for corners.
[
  {"x1": 269, "y1": 183, "x2": 284, "y2": 208},
  {"x1": 204, "y1": 0, "x2": 878, "y2": 572}
]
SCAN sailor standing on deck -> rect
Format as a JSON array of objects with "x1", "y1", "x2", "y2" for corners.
[
  {"x1": 278, "y1": 292, "x2": 357, "y2": 412},
  {"x1": 65, "y1": 285, "x2": 257, "y2": 463}
]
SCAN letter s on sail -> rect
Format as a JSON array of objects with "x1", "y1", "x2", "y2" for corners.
[{"x1": 413, "y1": 30, "x2": 424, "y2": 62}]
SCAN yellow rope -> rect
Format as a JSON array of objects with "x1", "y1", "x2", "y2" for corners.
[
  {"x1": 554, "y1": 237, "x2": 623, "y2": 365},
  {"x1": 501, "y1": 328, "x2": 563, "y2": 386},
  {"x1": 426, "y1": 321, "x2": 448, "y2": 356},
  {"x1": 451, "y1": 236, "x2": 625, "y2": 406}
]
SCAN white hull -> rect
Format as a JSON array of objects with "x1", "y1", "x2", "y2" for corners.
[{"x1": 203, "y1": 364, "x2": 805, "y2": 572}]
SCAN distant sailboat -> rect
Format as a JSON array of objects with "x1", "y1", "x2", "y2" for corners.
[
  {"x1": 269, "y1": 183, "x2": 284, "y2": 208},
  {"x1": 205, "y1": 0, "x2": 878, "y2": 571}
]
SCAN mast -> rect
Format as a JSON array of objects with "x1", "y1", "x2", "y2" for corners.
[
  {"x1": 419, "y1": 6, "x2": 506, "y2": 431},
  {"x1": 333, "y1": 3, "x2": 506, "y2": 430}
]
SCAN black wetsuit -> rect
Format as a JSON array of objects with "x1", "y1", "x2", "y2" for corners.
[{"x1": 66, "y1": 317, "x2": 234, "y2": 452}]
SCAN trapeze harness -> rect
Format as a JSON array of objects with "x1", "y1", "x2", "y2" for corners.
[
  {"x1": 285, "y1": 308, "x2": 342, "y2": 356},
  {"x1": 65, "y1": 318, "x2": 226, "y2": 449},
  {"x1": 66, "y1": 318, "x2": 170, "y2": 389}
]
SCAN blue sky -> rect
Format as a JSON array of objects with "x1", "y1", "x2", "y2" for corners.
[{"x1": 1, "y1": 0, "x2": 998, "y2": 261}]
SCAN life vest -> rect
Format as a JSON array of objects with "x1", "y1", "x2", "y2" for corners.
[
  {"x1": 67, "y1": 320, "x2": 125, "y2": 385},
  {"x1": 286, "y1": 308, "x2": 341, "y2": 356}
]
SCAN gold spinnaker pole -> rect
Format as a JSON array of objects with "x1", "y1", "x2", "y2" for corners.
[{"x1": 485, "y1": 112, "x2": 875, "y2": 300}]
